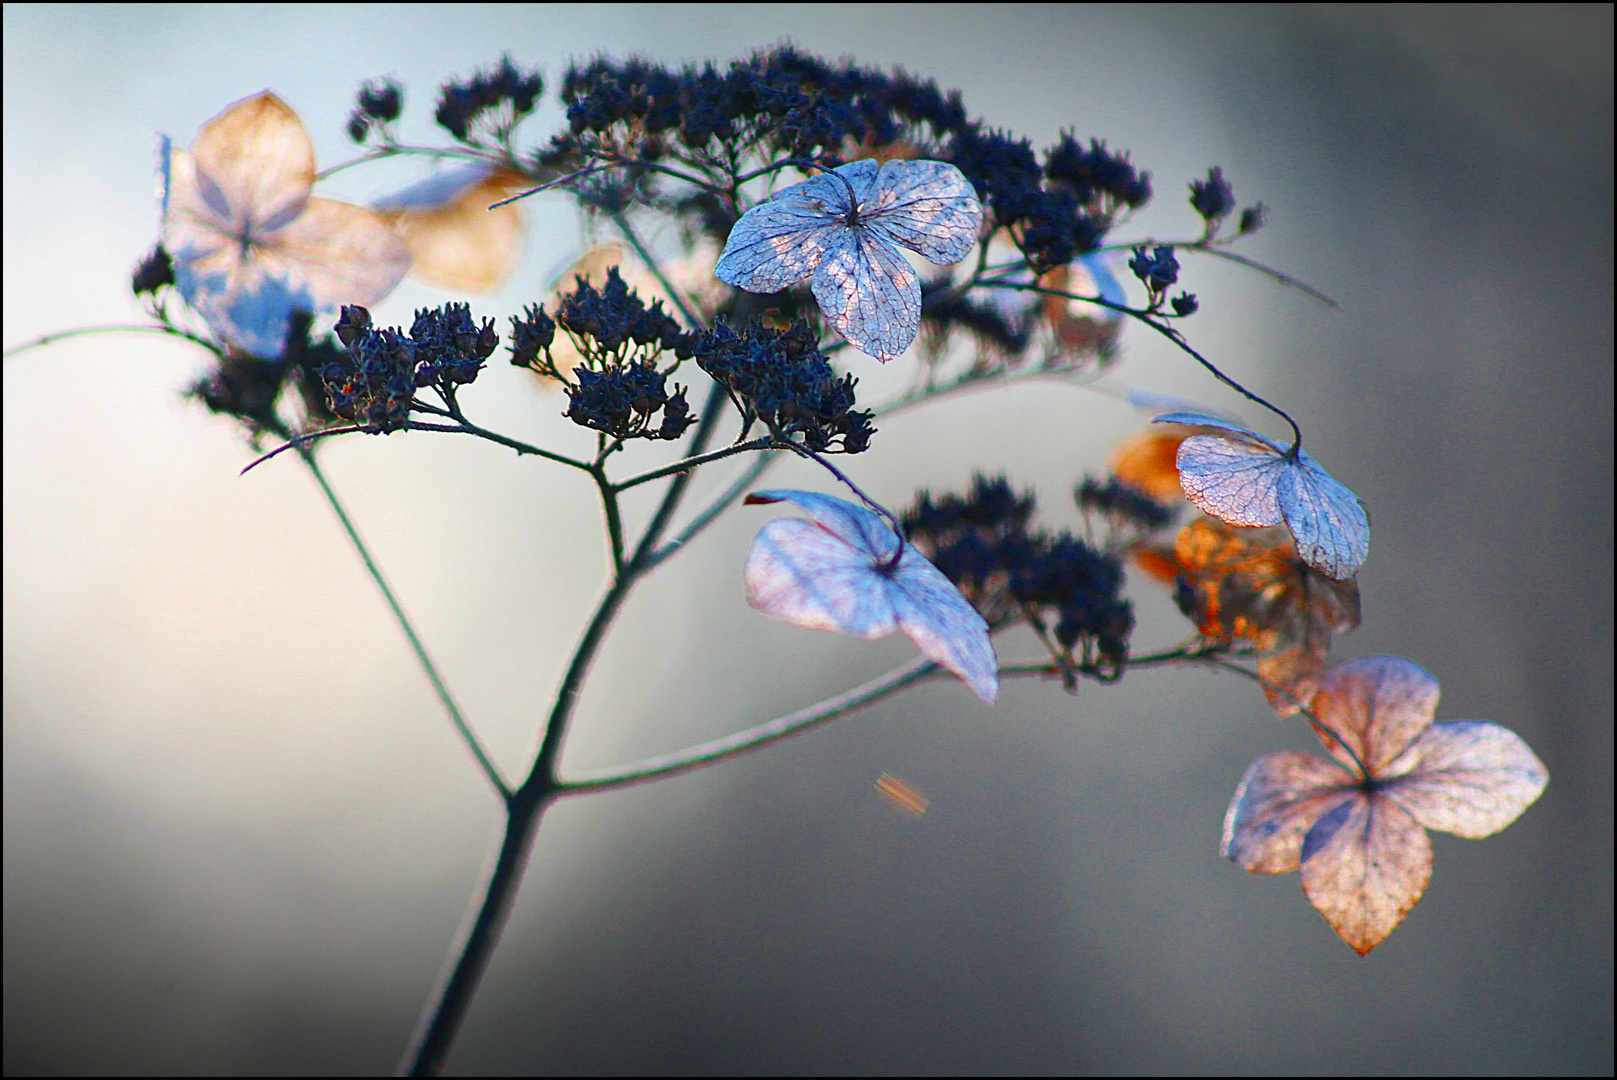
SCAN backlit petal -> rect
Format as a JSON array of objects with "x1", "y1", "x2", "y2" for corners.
[
  {"x1": 1299, "y1": 793, "x2": 1432, "y2": 955},
  {"x1": 1383, "y1": 721, "x2": 1549, "y2": 838}
]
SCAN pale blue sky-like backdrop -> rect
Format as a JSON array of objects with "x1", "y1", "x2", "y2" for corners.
[{"x1": 5, "y1": 5, "x2": 1611, "y2": 1074}]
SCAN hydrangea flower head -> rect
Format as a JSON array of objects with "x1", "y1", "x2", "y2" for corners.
[{"x1": 1221, "y1": 656, "x2": 1548, "y2": 954}]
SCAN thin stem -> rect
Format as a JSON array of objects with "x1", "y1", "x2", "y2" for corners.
[
  {"x1": 1087, "y1": 238, "x2": 1338, "y2": 309},
  {"x1": 778, "y1": 441, "x2": 906, "y2": 542},
  {"x1": 1196, "y1": 655, "x2": 1371, "y2": 780},
  {"x1": 489, "y1": 164, "x2": 604, "y2": 208},
  {"x1": 613, "y1": 438, "x2": 779, "y2": 492},
  {"x1": 594, "y1": 465, "x2": 627, "y2": 576},
  {"x1": 241, "y1": 425, "x2": 364, "y2": 473},
  {"x1": 300, "y1": 449, "x2": 509, "y2": 800},
  {"x1": 610, "y1": 212, "x2": 702, "y2": 330},
  {"x1": 559, "y1": 643, "x2": 1227, "y2": 795},
  {"x1": 558, "y1": 656, "x2": 939, "y2": 794},
  {"x1": 3, "y1": 321, "x2": 217, "y2": 360},
  {"x1": 406, "y1": 420, "x2": 593, "y2": 471},
  {"x1": 983, "y1": 280, "x2": 1304, "y2": 453},
  {"x1": 642, "y1": 451, "x2": 776, "y2": 571},
  {"x1": 400, "y1": 390, "x2": 729, "y2": 1077},
  {"x1": 586, "y1": 151, "x2": 730, "y2": 195}
]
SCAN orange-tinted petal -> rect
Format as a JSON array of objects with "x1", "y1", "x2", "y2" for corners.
[{"x1": 1299, "y1": 793, "x2": 1433, "y2": 955}]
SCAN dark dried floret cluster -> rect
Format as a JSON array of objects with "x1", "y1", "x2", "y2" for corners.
[
  {"x1": 1187, "y1": 166, "x2": 1265, "y2": 240},
  {"x1": 1189, "y1": 166, "x2": 1235, "y2": 224},
  {"x1": 563, "y1": 362, "x2": 694, "y2": 442},
  {"x1": 904, "y1": 474, "x2": 1135, "y2": 672},
  {"x1": 903, "y1": 474, "x2": 1037, "y2": 624},
  {"x1": 318, "y1": 303, "x2": 496, "y2": 434},
  {"x1": 549, "y1": 48, "x2": 967, "y2": 168},
  {"x1": 347, "y1": 78, "x2": 403, "y2": 143},
  {"x1": 1129, "y1": 244, "x2": 1180, "y2": 293},
  {"x1": 1075, "y1": 475, "x2": 1177, "y2": 533},
  {"x1": 434, "y1": 55, "x2": 543, "y2": 145},
  {"x1": 555, "y1": 266, "x2": 693, "y2": 364},
  {"x1": 188, "y1": 311, "x2": 348, "y2": 438},
  {"x1": 919, "y1": 279, "x2": 1034, "y2": 358},
  {"x1": 130, "y1": 244, "x2": 174, "y2": 297},
  {"x1": 692, "y1": 318, "x2": 875, "y2": 453},
  {"x1": 535, "y1": 48, "x2": 1153, "y2": 275}
]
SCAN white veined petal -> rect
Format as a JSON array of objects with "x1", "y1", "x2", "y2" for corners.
[
  {"x1": 743, "y1": 491, "x2": 998, "y2": 701},
  {"x1": 811, "y1": 230, "x2": 921, "y2": 362},
  {"x1": 714, "y1": 199, "x2": 848, "y2": 293},
  {"x1": 744, "y1": 518, "x2": 899, "y2": 638},
  {"x1": 1276, "y1": 453, "x2": 1372, "y2": 580},
  {"x1": 862, "y1": 159, "x2": 982, "y2": 265},
  {"x1": 888, "y1": 556, "x2": 999, "y2": 702},
  {"x1": 1153, "y1": 412, "x2": 1280, "y2": 448},
  {"x1": 1175, "y1": 434, "x2": 1287, "y2": 527},
  {"x1": 1156, "y1": 412, "x2": 1370, "y2": 579}
]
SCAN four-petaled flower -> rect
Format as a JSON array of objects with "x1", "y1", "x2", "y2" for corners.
[
  {"x1": 1153, "y1": 412, "x2": 1370, "y2": 580},
  {"x1": 1221, "y1": 656, "x2": 1548, "y2": 954},
  {"x1": 716, "y1": 158, "x2": 983, "y2": 363},
  {"x1": 160, "y1": 91, "x2": 412, "y2": 357},
  {"x1": 743, "y1": 490, "x2": 998, "y2": 702}
]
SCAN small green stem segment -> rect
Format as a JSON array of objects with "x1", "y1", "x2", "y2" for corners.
[
  {"x1": 2, "y1": 322, "x2": 217, "y2": 360},
  {"x1": 299, "y1": 449, "x2": 510, "y2": 799}
]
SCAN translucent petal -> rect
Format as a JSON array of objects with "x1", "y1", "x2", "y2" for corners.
[
  {"x1": 1221, "y1": 750, "x2": 1356, "y2": 873},
  {"x1": 714, "y1": 198, "x2": 849, "y2": 294},
  {"x1": 1299, "y1": 793, "x2": 1432, "y2": 955},
  {"x1": 1155, "y1": 412, "x2": 1370, "y2": 580},
  {"x1": 1383, "y1": 721, "x2": 1549, "y2": 838},
  {"x1": 1310, "y1": 656, "x2": 1440, "y2": 776},
  {"x1": 160, "y1": 92, "x2": 410, "y2": 357},
  {"x1": 811, "y1": 231, "x2": 921, "y2": 363},
  {"x1": 743, "y1": 491, "x2": 997, "y2": 702},
  {"x1": 187, "y1": 92, "x2": 314, "y2": 234},
  {"x1": 861, "y1": 159, "x2": 982, "y2": 265},
  {"x1": 374, "y1": 164, "x2": 528, "y2": 293},
  {"x1": 745, "y1": 518, "x2": 900, "y2": 638},
  {"x1": 886, "y1": 552, "x2": 1000, "y2": 703},
  {"x1": 745, "y1": 490, "x2": 902, "y2": 561}
]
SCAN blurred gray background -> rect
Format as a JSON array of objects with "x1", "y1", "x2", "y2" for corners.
[{"x1": 4, "y1": 4, "x2": 1611, "y2": 1074}]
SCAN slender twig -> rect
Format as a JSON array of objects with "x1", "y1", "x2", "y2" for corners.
[
  {"x1": 241, "y1": 424, "x2": 364, "y2": 473},
  {"x1": 401, "y1": 228, "x2": 728, "y2": 1075},
  {"x1": 406, "y1": 421, "x2": 593, "y2": 471},
  {"x1": 558, "y1": 643, "x2": 1226, "y2": 795},
  {"x1": 3, "y1": 321, "x2": 217, "y2": 360},
  {"x1": 611, "y1": 212, "x2": 701, "y2": 330},
  {"x1": 982, "y1": 280, "x2": 1304, "y2": 453},
  {"x1": 1087, "y1": 238, "x2": 1338, "y2": 309},
  {"x1": 300, "y1": 449, "x2": 509, "y2": 799},
  {"x1": 613, "y1": 438, "x2": 780, "y2": 492},
  {"x1": 642, "y1": 451, "x2": 777, "y2": 570},
  {"x1": 593, "y1": 465, "x2": 627, "y2": 577},
  {"x1": 558, "y1": 656, "x2": 940, "y2": 794},
  {"x1": 586, "y1": 150, "x2": 730, "y2": 195},
  {"x1": 489, "y1": 164, "x2": 604, "y2": 208}
]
